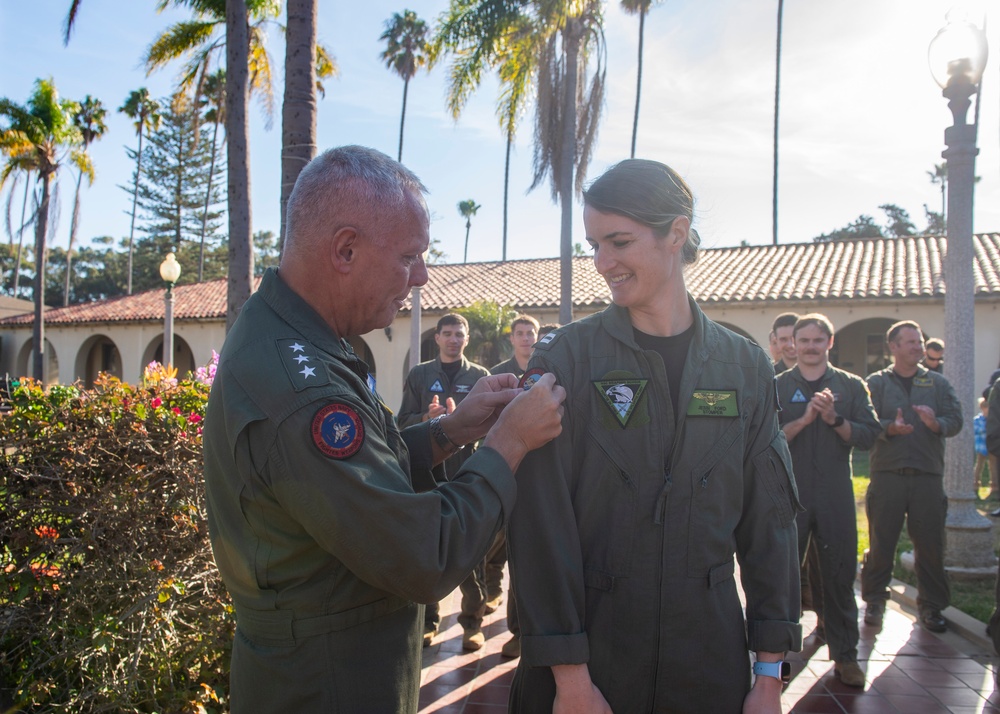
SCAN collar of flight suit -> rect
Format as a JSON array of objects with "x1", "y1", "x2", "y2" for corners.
[{"x1": 598, "y1": 294, "x2": 718, "y2": 367}]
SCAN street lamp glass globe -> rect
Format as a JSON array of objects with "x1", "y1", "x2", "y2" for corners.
[
  {"x1": 159, "y1": 252, "x2": 181, "y2": 284},
  {"x1": 928, "y1": 15, "x2": 989, "y2": 89}
]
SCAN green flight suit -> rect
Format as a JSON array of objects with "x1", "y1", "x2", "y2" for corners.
[
  {"x1": 508, "y1": 299, "x2": 802, "y2": 714},
  {"x1": 203, "y1": 269, "x2": 516, "y2": 713},
  {"x1": 861, "y1": 365, "x2": 963, "y2": 616},
  {"x1": 398, "y1": 355, "x2": 492, "y2": 633},
  {"x1": 776, "y1": 365, "x2": 880, "y2": 663},
  {"x1": 985, "y1": 384, "x2": 1000, "y2": 654}
]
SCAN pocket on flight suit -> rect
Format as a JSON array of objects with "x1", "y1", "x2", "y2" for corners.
[{"x1": 753, "y1": 434, "x2": 801, "y2": 527}]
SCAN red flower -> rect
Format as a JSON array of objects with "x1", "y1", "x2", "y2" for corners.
[
  {"x1": 34, "y1": 525, "x2": 59, "y2": 540},
  {"x1": 151, "y1": 397, "x2": 162, "y2": 408},
  {"x1": 188, "y1": 413, "x2": 202, "y2": 423},
  {"x1": 172, "y1": 407, "x2": 182, "y2": 415}
]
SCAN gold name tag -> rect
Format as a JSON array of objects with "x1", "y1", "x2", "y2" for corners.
[{"x1": 687, "y1": 390, "x2": 738, "y2": 417}]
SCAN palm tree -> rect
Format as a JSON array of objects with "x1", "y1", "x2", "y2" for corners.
[
  {"x1": 226, "y1": 0, "x2": 253, "y2": 332},
  {"x1": 458, "y1": 199, "x2": 481, "y2": 263},
  {"x1": 380, "y1": 10, "x2": 431, "y2": 162},
  {"x1": 145, "y1": 0, "x2": 337, "y2": 259},
  {"x1": 434, "y1": 0, "x2": 607, "y2": 324},
  {"x1": 281, "y1": 0, "x2": 316, "y2": 254},
  {"x1": 2, "y1": 168, "x2": 35, "y2": 297},
  {"x1": 198, "y1": 69, "x2": 225, "y2": 282},
  {"x1": 0, "y1": 78, "x2": 82, "y2": 379},
  {"x1": 772, "y1": 0, "x2": 784, "y2": 245},
  {"x1": 62, "y1": 0, "x2": 84, "y2": 44},
  {"x1": 928, "y1": 163, "x2": 947, "y2": 223},
  {"x1": 119, "y1": 88, "x2": 162, "y2": 295},
  {"x1": 620, "y1": 0, "x2": 661, "y2": 159},
  {"x1": 64, "y1": 95, "x2": 106, "y2": 305}
]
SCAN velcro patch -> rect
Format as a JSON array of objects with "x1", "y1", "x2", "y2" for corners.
[
  {"x1": 311, "y1": 403, "x2": 365, "y2": 459},
  {"x1": 593, "y1": 371, "x2": 649, "y2": 429},
  {"x1": 913, "y1": 377, "x2": 933, "y2": 387},
  {"x1": 519, "y1": 368, "x2": 546, "y2": 391},
  {"x1": 687, "y1": 390, "x2": 738, "y2": 417}
]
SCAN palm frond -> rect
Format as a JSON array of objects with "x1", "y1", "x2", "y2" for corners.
[
  {"x1": 145, "y1": 21, "x2": 219, "y2": 72},
  {"x1": 70, "y1": 149, "x2": 95, "y2": 186}
]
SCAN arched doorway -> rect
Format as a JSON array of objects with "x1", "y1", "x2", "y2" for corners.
[
  {"x1": 15, "y1": 338, "x2": 60, "y2": 384},
  {"x1": 141, "y1": 334, "x2": 196, "y2": 378},
  {"x1": 75, "y1": 334, "x2": 123, "y2": 387},
  {"x1": 831, "y1": 317, "x2": 895, "y2": 378}
]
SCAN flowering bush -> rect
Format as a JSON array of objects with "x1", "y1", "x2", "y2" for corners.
[{"x1": 0, "y1": 357, "x2": 231, "y2": 713}]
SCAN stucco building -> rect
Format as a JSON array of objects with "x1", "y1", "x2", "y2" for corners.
[{"x1": 2, "y1": 233, "x2": 998, "y2": 411}]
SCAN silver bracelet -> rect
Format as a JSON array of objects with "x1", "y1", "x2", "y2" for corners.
[{"x1": 429, "y1": 415, "x2": 461, "y2": 454}]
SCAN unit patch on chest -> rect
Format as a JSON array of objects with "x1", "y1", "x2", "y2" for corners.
[
  {"x1": 311, "y1": 402, "x2": 365, "y2": 459},
  {"x1": 429, "y1": 379, "x2": 444, "y2": 393},
  {"x1": 790, "y1": 388, "x2": 808, "y2": 403},
  {"x1": 593, "y1": 371, "x2": 649, "y2": 429},
  {"x1": 687, "y1": 390, "x2": 739, "y2": 417}
]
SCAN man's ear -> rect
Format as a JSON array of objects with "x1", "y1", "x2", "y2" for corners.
[{"x1": 330, "y1": 226, "x2": 359, "y2": 274}]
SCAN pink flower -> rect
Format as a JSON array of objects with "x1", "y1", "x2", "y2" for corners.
[
  {"x1": 188, "y1": 413, "x2": 202, "y2": 423},
  {"x1": 151, "y1": 397, "x2": 162, "y2": 408},
  {"x1": 172, "y1": 407, "x2": 181, "y2": 415}
]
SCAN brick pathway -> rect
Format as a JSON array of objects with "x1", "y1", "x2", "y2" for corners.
[{"x1": 419, "y1": 569, "x2": 1000, "y2": 713}]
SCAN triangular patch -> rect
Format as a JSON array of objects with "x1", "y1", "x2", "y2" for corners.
[
  {"x1": 790, "y1": 388, "x2": 807, "y2": 403},
  {"x1": 430, "y1": 380, "x2": 444, "y2": 392},
  {"x1": 593, "y1": 378, "x2": 648, "y2": 428}
]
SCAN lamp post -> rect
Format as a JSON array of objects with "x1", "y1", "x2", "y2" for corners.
[
  {"x1": 159, "y1": 252, "x2": 181, "y2": 369},
  {"x1": 928, "y1": 11, "x2": 992, "y2": 576}
]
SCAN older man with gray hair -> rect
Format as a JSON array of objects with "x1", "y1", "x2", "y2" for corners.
[{"x1": 203, "y1": 145, "x2": 566, "y2": 713}]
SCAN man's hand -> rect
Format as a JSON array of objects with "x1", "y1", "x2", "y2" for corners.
[
  {"x1": 913, "y1": 404, "x2": 941, "y2": 433},
  {"x1": 811, "y1": 388, "x2": 838, "y2": 425},
  {"x1": 886, "y1": 407, "x2": 914, "y2": 436},
  {"x1": 481, "y1": 372, "x2": 566, "y2": 473},
  {"x1": 422, "y1": 394, "x2": 454, "y2": 421},
  {"x1": 552, "y1": 664, "x2": 613, "y2": 714},
  {"x1": 442, "y1": 374, "x2": 521, "y2": 445}
]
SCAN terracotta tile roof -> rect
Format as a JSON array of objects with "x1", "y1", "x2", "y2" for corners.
[{"x1": 2, "y1": 233, "x2": 998, "y2": 327}]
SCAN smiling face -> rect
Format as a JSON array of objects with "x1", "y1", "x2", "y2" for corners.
[
  {"x1": 584, "y1": 205, "x2": 688, "y2": 318},
  {"x1": 889, "y1": 326, "x2": 926, "y2": 372},
  {"x1": 794, "y1": 323, "x2": 833, "y2": 369}
]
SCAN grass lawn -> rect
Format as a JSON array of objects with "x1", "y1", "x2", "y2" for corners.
[{"x1": 850, "y1": 450, "x2": 998, "y2": 624}]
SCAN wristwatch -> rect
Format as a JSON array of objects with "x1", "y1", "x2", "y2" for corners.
[
  {"x1": 429, "y1": 416, "x2": 461, "y2": 455},
  {"x1": 753, "y1": 660, "x2": 791, "y2": 684},
  {"x1": 830, "y1": 415, "x2": 846, "y2": 428}
]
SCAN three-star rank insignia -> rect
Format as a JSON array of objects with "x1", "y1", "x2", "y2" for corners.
[
  {"x1": 278, "y1": 338, "x2": 330, "y2": 391},
  {"x1": 312, "y1": 403, "x2": 365, "y2": 459},
  {"x1": 687, "y1": 390, "x2": 738, "y2": 417},
  {"x1": 593, "y1": 371, "x2": 649, "y2": 429}
]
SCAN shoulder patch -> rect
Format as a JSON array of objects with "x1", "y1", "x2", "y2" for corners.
[
  {"x1": 278, "y1": 338, "x2": 331, "y2": 391},
  {"x1": 311, "y1": 403, "x2": 365, "y2": 459},
  {"x1": 519, "y1": 368, "x2": 546, "y2": 390}
]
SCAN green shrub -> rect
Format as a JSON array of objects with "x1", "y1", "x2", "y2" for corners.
[{"x1": 0, "y1": 362, "x2": 231, "y2": 713}]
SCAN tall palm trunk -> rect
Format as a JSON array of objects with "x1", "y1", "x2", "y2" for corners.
[
  {"x1": 127, "y1": 125, "x2": 145, "y2": 294},
  {"x1": 502, "y1": 131, "x2": 511, "y2": 261},
  {"x1": 63, "y1": 168, "x2": 83, "y2": 305},
  {"x1": 226, "y1": 0, "x2": 254, "y2": 332},
  {"x1": 33, "y1": 172, "x2": 52, "y2": 381},
  {"x1": 558, "y1": 21, "x2": 582, "y2": 326},
  {"x1": 198, "y1": 115, "x2": 220, "y2": 282},
  {"x1": 771, "y1": 0, "x2": 783, "y2": 245},
  {"x1": 397, "y1": 77, "x2": 409, "y2": 162},
  {"x1": 12, "y1": 172, "x2": 31, "y2": 296},
  {"x1": 280, "y1": 0, "x2": 317, "y2": 255},
  {"x1": 630, "y1": 7, "x2": 646, "y2": 159},
  {"x1": 463, "y1": 218, "x2": 471, "y2": 262}
]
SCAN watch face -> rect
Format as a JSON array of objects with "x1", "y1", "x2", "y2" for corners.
[{"x1": 780, "y1": 661, "x2": 791, "y2": 683}]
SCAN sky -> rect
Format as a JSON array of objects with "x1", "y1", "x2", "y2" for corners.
[{"x1": 1, "y1": 0, "x2": 998, "y2": 269}]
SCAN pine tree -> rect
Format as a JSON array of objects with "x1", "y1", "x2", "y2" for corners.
[{"x1": 122, "y1": 91, "x2": 226, "y2": 293}]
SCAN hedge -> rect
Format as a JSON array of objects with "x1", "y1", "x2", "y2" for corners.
[{"x1": 0, "y1": 359, "x2": 232, "y2": 713}]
